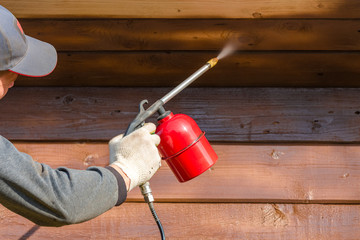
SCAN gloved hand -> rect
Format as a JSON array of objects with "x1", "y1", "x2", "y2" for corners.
[{"x1": 109, "y1": 123, "x2": 161, "y2": 191}]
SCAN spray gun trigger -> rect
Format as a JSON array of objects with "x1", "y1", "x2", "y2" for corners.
[
  {"x1": 135, "y1": 99, "x2": 149, "y2": 128},
  {"x1": 139, "y1": 99, "x2": 149, "y2": 113}
]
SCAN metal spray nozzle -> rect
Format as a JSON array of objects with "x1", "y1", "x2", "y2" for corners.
[{"x1": 207, "y1": 58, "x2": 218, "y2": 68}]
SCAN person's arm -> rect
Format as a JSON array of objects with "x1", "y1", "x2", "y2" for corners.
[{"x1": 0, "y1": 135, "x2": 127, "y2": 227}]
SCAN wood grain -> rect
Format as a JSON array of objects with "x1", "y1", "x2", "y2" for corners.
[
  {"x1": 1, "y1": 203, "x2": 359, "y2": 239},
  {"x1": 14, "y1": 52, "x2": 360, "y2": 87},
  {"x1": 2, "y1": 1, "x2": 359, "y2": 239},
  {"x1": 1, "y1": 87, "x2": 360, "y2": 142},
  {"x1": 3, "y1": 0, "x2": 360, "y2": 18},
  {"x1": 11, "y1": 142, "x2": 360, "y2": 203},
  {"x1": 19, "y1": 19, "x2": 360, "y2": 51}
]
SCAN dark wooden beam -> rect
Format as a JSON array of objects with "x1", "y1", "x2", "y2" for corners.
[
  {"x1": 19, "y1": 19, "x2": 360, "y2": 51},
  {"x1": 2, "y1": 87, "x2": 360, "y2": 142},
  {"x1": 14, "y1": 52, "x2": 360, "y2": 87}
]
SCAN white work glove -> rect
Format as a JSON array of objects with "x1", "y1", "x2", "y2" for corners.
[{"x1": 109, "y1": 123, "x2": 161, "y2": 191}]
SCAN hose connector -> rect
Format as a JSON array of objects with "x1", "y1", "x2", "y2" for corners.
[
  {"x1": 140, "y1": 182, "x2": 154, "y2": 203},
  {"x1": 207, "y1": 58, "x2": 218, "y2": 68}
]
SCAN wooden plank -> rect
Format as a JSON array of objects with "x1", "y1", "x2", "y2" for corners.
[
  {"x1": 1, "y1": 203, "x2": 359, "y2": 239},
  {"x1": 11, "y1": 142, "x2": 360, "y2": 203},
  {"x1": 15, "y1": 52, "x2": 360, "y2": 87},
  {"x1": 19, "y1": 19, "x2": 360, "y2": 51},
  {"x1": 2, "y1": 88, "x2": 360, "y2": 142},
  {"x1": 3, "y1": 0, "x2": 360, "y2": 18}
]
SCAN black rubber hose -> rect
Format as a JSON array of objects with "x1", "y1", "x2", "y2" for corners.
[{"x1": 148, "y1": 202, "x2": 165, "y2": 240}]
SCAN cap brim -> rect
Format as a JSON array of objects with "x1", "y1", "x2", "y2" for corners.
[{"x1": 10, "y1": 35, "x2": 57, "y2": 77}]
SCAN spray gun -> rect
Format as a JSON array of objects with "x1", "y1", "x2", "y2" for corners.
[
  {"x1": 124, "y1": 57, "x2": 219, "y2": 240},
  {"x1": 124, "y1": 57, "x2": 218, "y2": 135}
]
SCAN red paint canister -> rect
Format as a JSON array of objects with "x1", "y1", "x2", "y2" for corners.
[{"x1": 155, "y1": 112, "x2": 218, "y2": 182}]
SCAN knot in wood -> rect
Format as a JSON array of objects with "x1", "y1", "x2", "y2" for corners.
[
  {"x1": 84, "y1": 154, "x2": 99, "y2": 166},
  {"x1": 62, "y1": 95, "x2": 75, "y2": 105}
]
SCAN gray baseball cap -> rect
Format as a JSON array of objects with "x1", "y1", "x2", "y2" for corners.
[{"x1": 0, "y1": 5, "x2": 57, "y2": 77}]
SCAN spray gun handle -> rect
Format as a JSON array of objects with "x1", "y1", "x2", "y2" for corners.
[{"x1": 123, "y1": 100, "x2": 163, "y2": 205}]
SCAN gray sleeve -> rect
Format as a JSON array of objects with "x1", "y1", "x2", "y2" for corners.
[{"x1": 0, "y1": 135, "x2": 127, "y2": 227}]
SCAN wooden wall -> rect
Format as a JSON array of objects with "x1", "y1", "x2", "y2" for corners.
[{"x1": 1, "y1": 1, "x2": 360, "y2": 239}]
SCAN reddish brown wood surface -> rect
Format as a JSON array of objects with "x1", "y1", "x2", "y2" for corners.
[
  {"x1": 19, "y1": 19, "x2": 360, "y2": 51},
  {"x1": 12, "y1": 142, "x2": 360, "y2": 203},
  {"x1": 2, "y1": 87, "x2": 360, "y2": 142},
  {"x1": 14, "y1": 52, "x2": 360, "y2": 87},
  {"x1": 3, "y1": 0, "x2": 360, "y2": 18},
  {"x1": 2, "y1": 1, "x2": 360, "y2": 239},
  {"x1": 1, "y1": 203, "x2": 359, "y2": 239}
]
